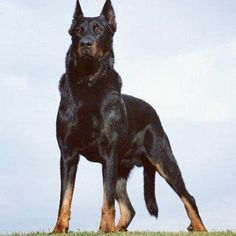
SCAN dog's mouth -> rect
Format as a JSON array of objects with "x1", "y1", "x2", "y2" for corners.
[{"x1": 78, "y1": 47, "x2": 94, "y2": 57}]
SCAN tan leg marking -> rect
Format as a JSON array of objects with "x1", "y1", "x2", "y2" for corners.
[
  {"x1": 52, "y1": 184, "x2": 74, "y2": 233},
  {"x1": 147, "y1": 158, "x2": 167, "y2": 178},
  {"x1": 99, "y1": 198, "x2": 115, "y2": 233},
  {"x1": 116, "y1": 202, "x2": 133, "y2": 231},
  {"x1": 181, "y1": 196, "x2": 207, "y2": 232},
  {"x1": 115, "y1": 178, "x2": 135, "y2": 231}
]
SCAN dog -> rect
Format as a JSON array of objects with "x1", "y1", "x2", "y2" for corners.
[{"x1": 52, "y1": 0, "x2": 207, "y2": 233}]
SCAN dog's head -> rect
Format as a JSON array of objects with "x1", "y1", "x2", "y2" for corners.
[{"x1": 69, "y1": 0, "x2": 116, "y2": 61}]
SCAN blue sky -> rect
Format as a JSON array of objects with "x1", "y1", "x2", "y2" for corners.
[{"x1": 0, "y1": 0, "x2": 236, "y2": 233}]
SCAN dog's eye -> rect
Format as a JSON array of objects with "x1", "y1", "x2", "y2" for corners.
[
  {"x1": 75, "y1": 26, "x2": 84, "y2": 35},
  {"x1": 94, "y1": 25, "x2": 103, "y2": 35}
]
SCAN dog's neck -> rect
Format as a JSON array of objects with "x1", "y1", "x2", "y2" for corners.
[
  {"x1": 63, "y1": 48, "x2": 122, "y2": 96},
  {"x1": 66, "y1": 48, "x2": 115, "y2": 87}
]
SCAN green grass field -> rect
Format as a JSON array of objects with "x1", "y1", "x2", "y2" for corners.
[{"x1": 6, "y1": 231, "x2": 236, "y2": 236}]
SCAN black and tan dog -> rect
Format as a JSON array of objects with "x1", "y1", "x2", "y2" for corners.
[{"x1": 52, "y1": 0, "x2": 207, "y2": 233}]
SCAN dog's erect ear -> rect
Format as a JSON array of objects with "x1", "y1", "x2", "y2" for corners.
[
  {"x1": 69, "y1": 0, "x2": 84, "y2": 35},
  {"x1": 100, "y1": 0, "x2": 116, "y2": 33}
]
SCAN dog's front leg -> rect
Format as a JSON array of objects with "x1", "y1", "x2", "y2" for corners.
[
  {"x1": 99, "y1": 156, "x2": 118, "y2": 233},
  {"x1": 52, "y1": 152, "x2": 79, "y2": 233}
]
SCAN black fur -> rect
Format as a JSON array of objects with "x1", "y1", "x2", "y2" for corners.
[
  {"x1": 52, "y1": 0, "x2": 207, "y2": 233},
  {"x1": 143, "y1": 159, "x2": 158, "y2": 217}
]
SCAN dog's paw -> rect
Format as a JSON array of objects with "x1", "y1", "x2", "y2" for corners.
[
  {"x1": 187, "y1": 223, "x2": 194, "y2": 232},
  {"x1": 187, "y1": 223, "x2": 208, "y2": 232},
  {"x1": 99, "y1": 222, "x2": 115, "y2": 233},
  {"x1": 51, "y1": 225, "x2": 68, "y2": 234},
  {"x1": 115, "y1": 225, "x2": 128, "y2": 232}
]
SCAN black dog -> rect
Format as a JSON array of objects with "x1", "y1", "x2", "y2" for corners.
[{"x1": 52, "y1": 0, "x2": 207, "y2": 233}]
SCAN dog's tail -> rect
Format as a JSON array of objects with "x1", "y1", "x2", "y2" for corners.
[{"x1": 143, "y1": 162, "x2": 158, "y2": 218}]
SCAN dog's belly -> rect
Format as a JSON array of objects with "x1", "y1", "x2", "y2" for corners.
[
  {"x1": 72, "y1": 126, "x2": 103, "y2": 163},
  {"x1": 80, "y1": 148, "x2": 103, "y2": 163}
]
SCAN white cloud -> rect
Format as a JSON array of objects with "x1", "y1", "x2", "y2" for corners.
[
  {"x1": 0, "y1": 76, "x2": 29, "y2": 90},
  {"x1": 0, "y1": 190, "x2": 8, "y2": 208},
  {"x1": 122, "y1": 38, "x2": 236, "y2": 122}
]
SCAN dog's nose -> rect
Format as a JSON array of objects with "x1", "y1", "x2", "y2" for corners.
[{"x1": 79, "y1": 39, "x2": 93, "y2": 48}]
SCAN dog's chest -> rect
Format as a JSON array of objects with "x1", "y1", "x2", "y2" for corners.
[
  {"x1": 73, "y1": 102, "x2": 102, "y2": 144},
  {"x1": 58, "y1": 88, "x2": 126, "y2": 160},
  {"x1": 71, "y1": 100, "x2": 119, "y2": 162}
]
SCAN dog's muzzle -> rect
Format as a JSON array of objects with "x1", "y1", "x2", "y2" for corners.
[
  {"x1": 80, "y1": 38, "x2": 93, "y2": 49},
  {"x1": 78, "y1": 37, "x2": 96, "y2": 57}
]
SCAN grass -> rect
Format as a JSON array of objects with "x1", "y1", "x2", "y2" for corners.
[{"x1": 4, "y1": 231, "x2": 236, "y2": 236}]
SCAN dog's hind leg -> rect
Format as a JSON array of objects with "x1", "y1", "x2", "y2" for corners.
[
  {"x1": 142, "y1": 125, "x2": 207, "y2": 232},
  {"x1": 115, "y1": 162, "x2": 135, "y2": 232}
]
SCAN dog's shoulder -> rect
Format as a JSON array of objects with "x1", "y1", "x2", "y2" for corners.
[
  {"x1": 58, "y1": 73, "x2": 76, "y2": 110},
  {"x1": 106, "y1": 70, "x2": 122, "y2": 92},
  {"x1": 59, "y1": 73, "x2": 69, "y2": 97}
]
